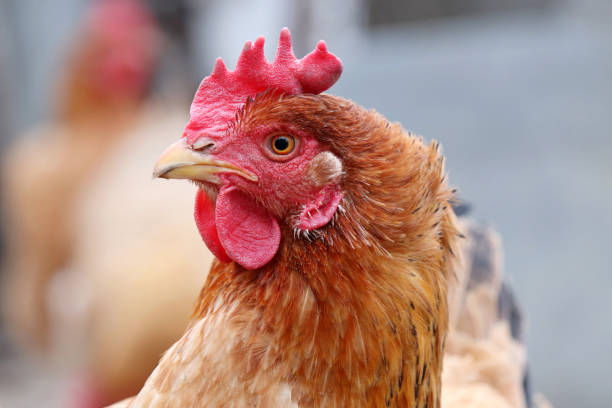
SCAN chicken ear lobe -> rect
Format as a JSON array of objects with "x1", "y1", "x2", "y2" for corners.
[
  {"x1": 298, "y1": 184, "x2": 343, "y2": 231},
  {"x1": 215, "y1": 186, "x2": 281, "y2": 270}
]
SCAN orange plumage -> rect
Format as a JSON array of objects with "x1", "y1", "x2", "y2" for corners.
[{"x1": 120, "y1": 92, "x2": 462, "y2": 407}]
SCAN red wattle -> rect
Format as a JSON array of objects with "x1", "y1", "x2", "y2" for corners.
[
  {"x1": 194, "y1": 189, "x2": 231, "y2": 263},
  {"x1": 215, "y1": 186, "x2": 280, "y2": 270}
]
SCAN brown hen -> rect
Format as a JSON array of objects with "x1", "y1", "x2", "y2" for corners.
[{"x1": 111, "y1": 29, "x2": 544, "y2": 408}]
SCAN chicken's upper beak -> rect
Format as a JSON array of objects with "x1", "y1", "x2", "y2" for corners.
[{"x1": 153, "y1": 138, "x2": 257, "y2": 183}]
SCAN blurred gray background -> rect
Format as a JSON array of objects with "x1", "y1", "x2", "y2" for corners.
[{"x1": 1, "y1": 0, "x2": 610, "y2": 407}]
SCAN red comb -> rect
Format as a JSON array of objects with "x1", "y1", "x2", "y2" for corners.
[
  {"x1": 183, "y1": 28, "x2": 343, "y2": 144},
  {"x1": 89, "y1": 0, "x2": 154, "y2": 38}
]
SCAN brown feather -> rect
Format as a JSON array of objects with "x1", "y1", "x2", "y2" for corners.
[{"x1": 129, "y1": 93, "x2": 461, "y2": 407}]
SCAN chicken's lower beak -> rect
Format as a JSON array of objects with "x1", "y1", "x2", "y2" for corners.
[{"x1": 153, "y1": 139, "x2": 257, "y2": 183}]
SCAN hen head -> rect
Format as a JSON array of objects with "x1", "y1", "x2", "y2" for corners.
[
  {"x1": 154, "y1": 29, "x2": 346, "y2": 269},
  {"x1": 154, "y1": 28, "x2": 454, "y2": 278}
]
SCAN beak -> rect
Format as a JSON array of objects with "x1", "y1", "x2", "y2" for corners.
[{"x1": 153, "y1": 138, "x2": 257, "y2": 183}]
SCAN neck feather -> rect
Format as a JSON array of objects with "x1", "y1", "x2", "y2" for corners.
[{"x1": 193, "y1": 111, "x2": 461, "y2": 407}]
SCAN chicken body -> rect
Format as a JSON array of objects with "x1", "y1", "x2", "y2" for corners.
[
  {"x1": 1, "y1": 0, "x2": 158, "y2": 350},
  {"x1": 1, "y1": 110, "x2": 137, "y2": 349},
  {"x1": 122, "y1": 93, "x2": 461, "y2": 407},
  {"x1": 112, "y1": 218, "x2": 537, "y2": 408},
  {"x1": 0, "y1": 2, "x2": 205, "y2": 405},
  {"x1": 46, "y1": 103, "x2": 213, "y2": 405},
  {"x1": 443, "y1": 220, "x2": 530, "y2": 408}
]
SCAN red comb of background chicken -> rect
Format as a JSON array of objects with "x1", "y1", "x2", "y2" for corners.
[
  {"x1": 88, "y1": 0, "x2": 154, "y2": 40},
  {"x1": 183, "y1": 28, "x2": 343, "y2": 144},
  {"x1": 76, "y1": 0, "x2": 158, "y2": 103}
]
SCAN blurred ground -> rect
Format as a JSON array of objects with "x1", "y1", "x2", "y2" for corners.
[{"x1": 1, "y1": 0, "x2": 611, "y2": 407}]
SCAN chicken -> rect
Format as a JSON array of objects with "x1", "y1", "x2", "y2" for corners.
[
  {"x1": 444, "y1": 219, "x2": 531, "y2": 408},
  {"x1": 112, "y1": 29, "x2": 544, "y2": 407},
  {"x1": 2, "y1": 2, "x2": 217, "y2": 406},
  {"x1": 1, "y1": 2, "x2": 219, "y2": 406},
  {"x1": 1, "y1": 0, "x2": 158, "y2": 349},
  {"x1": 53, "y1": 104, "x2": 214, "y2": 407}
]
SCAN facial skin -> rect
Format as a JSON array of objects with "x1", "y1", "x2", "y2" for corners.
[{"x1": 211, "y1": 124, "x2": 326, "y2": 217}]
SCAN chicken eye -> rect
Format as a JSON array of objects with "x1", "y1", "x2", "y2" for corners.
[{"x1": 270, "y1": 135, "x2": 295, "y2": 155}]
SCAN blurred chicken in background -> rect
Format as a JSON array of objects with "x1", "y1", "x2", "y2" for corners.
[
  {"x1": 2, "y1": 0, "x2": 159, "y2": 352},
  {"x1": 1, "y1": 0, "x2": 213, "y2": 406},
  {"x1": 444, "y1": 218, "x2": 537, "y2": 408},
  {"x1": 58, "y1": 103, "x2": 213, "y2": 407}
]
